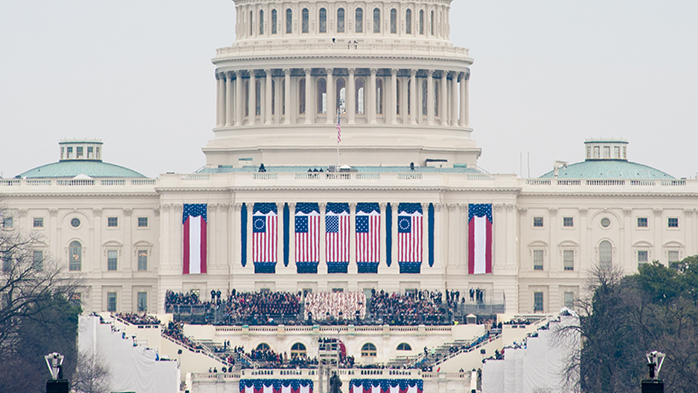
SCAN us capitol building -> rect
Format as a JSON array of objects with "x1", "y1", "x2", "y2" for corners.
[{"x1": 0, "y1": 1, "x2": 692, "y2": 388}]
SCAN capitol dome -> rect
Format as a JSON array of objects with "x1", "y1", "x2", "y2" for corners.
[
  {"x1": 17, "y1": 139, "x2": 146, "y2": 179},
  {"x1": 540, "y1": 139, "x2": 674, "y2": 179},
  {"x1": 203, "y1": 0, "x2": 479, "y2": 169}
]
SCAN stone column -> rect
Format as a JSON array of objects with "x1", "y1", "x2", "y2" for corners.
[
  {"x1": 265, "y1": 69, "x2": 273, "y2": 125},
  {"x1": 440, "y1": 72, "x2": 448, "y2": 126},
  {"x1": 289, "y1": 203, "x2": 296, "y2": 268},
  {"x1": 304, "y1": 68, "x2": 313, "y2": 124},
  {"x1": 460, "y1": 70, "x2": 470, "y2": 128},
  {"x1": 427, "y1": 70, "x2": 435, "y2": 125},
  {"x1": 410, "y1": 70, "x2": 417, "y2": 125},
  {"x1": 369, "y1": 68, "x2": 378, "y2": 124},
  {"x1": 216, "y1": 73, "x2": 225, "y2": 127},
  {"x1": 391, "y1": 203, "x2": 399, "y2": 273},
  {"x1": 450, "y1": 72, "x2": 458, "y2": 126},
  {"x1": 390, "y1": 69, "x2": 398, "y2": 125},
  {"x1": 277, "y1": 203, "x2": 285, "y2": 271},
  {"x1": 284, "y1": 69, "x2": 292, "y2": 125},
  {"x1": 347, "y1": 68, "x2": 356, "y2": 124},
  {"x1": 319, "y1": 203, "x2": 328, "y2": 275},
  {"x1": 349, "y1": 203, "x2": 358, "y2": 274},
  {"x1": 249, "y1": 71, "x2": 256, "y2": 126},
  {"x1": 235, "y1": 71, "x2": 243, "y2": 127},
  {"x1": 326, "y1": 68, "x2": 335, "y2": 124},
  {"x1": 246, "y1": 203, "x2": 253, "y2": 271},
  {"x1": 226, "y1": 72, "x2": 235, "y2": 127}
]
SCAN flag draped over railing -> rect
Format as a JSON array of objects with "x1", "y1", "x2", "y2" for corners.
[
  {"x1": 349, "y1": 379, "x2": 423, "y2": 393},
  {"x1": 469, "y1": 203, "x2": 493, "y2": 274},
  {"x1": 239, "y1": 379, "x2": 313, "y2": 393},
  {"x1": 356, "y1": 202, "x2": 381, "y2": 273},
  {"x1": 183, "y1": 204, "x2": 207, "y2": 275},
  {"x1": 326, "y1": 202, "x2": 350, "y2": 273},
  {"x1": 398, "y1": 203, "x2": 423, "y2": 274},
  {"x1": 253, "y1": 203, "x2": 278, "y2": 274},
  {"x1": 296, "y1": 203, "x2": 320, "y2": 273}
]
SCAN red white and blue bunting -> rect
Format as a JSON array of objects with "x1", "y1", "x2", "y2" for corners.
[
  {"x1": 349, "y1": 379, "x2": 423, "y2": 393},
  {"x1": 239, "y1": 379, "x2": 313, "y2": 393}
]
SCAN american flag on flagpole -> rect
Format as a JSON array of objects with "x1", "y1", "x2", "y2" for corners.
[
  {"x1": 295, "y1": 204, "x2": 320, "y2": 263},
  {"x1": 326, "y1": 205, "x2": 350, "y2": 263},
  {"x1": 356, "y1": 203, "x2": 381, "y2": 263},
  {"x1": 253, "y1": 203, "x2": 277, "y2": 263},
  {"x1": 336, "y1": 110, "x2": 342, "y2": 143},
  {"x1": 468, "y1": 203, "x2": 493, "y2": 274},
  {"x1": 183, "y1": 204, "x2": 207, "y2": 275},
  {"x1": 398, "y1": 204, "x2": 423, "y2": 263}
]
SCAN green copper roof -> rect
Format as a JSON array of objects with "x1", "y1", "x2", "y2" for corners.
[
  {"x1": 18, "y1": 161, "x2": 146, "y2": 179},
  {"x1": 540, "y1": 160, "x2": 674, "y2": 179}
]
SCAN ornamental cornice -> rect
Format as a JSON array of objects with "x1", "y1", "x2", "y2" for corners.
[
  {"x1": 213, "y1": 54, "x2": 473, "y2": 66},
  {"x1": 0, "y1": 192, "x2": 159, "y2": 198},
  {"x1": 520, "y1": 192, "x2": 698, "y2": 198},
  {"x1": 154, "y1": 186, "x2": 523, "y2": 193}
]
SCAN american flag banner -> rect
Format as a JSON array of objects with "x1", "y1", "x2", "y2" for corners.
[
  {"x1": 349, "y1": 379, "x2": 423, "y2": 393},
  {"x1": 336, "y1": 110, "x2": 342, "y2": 143},
  {"x1": 240, "y1": 379, "x2": 313, "y2": 393},
  {"x1": 469, "y1": 203, "x2": 493, "y2": 274},
  {"x1": 398, "y1": 203, "x2": 423, "y2": 274},
  {"x1": 356, "y1": 202, "x2": 381, "y2": 273},
  {"x1": 326, "y1": 203, "x2": 350, "y2": 273},
  {"x1": 253, "y1": 203, "x2": 278, "y2": 274},
  {"x1": 183, "y1": 204, "x2": 207, "y2": 275},
  {"x1": 295, "y1": 203, "x2": 320, "y2": 274}
]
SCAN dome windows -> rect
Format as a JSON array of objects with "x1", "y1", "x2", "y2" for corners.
[
  {"x1": 302, "y1": 9, "x2": 309, "y2": 34},
  {"x1": 419, "y1": 10, "x2": 425, "y2": 35},
  {"x1": 373, "y1": 8, "x2": 381, "y2": 33},
  {"x1": 259, "y1": 10, "x2": 264, "y2": 35},
  {"x1": 337, "y1": 8, "x2": 345, "y2": 33},
  {"x1": 585, "y1": 140, "x2": 628, "y2": 161},
  {"x1": 355, "y1": 8, "x2": 363, "y2": 33},
  {"x1": 271, "y1": 10, "x2": 277, "y2": 35},
  {"x1": 286, "y1": 9, "x2": 293, "y2": 34},
  {"x1": 390, "y1": 9, "x2": 397, "y2": 34},
  {"x1": 319, "y1": 8, "x2": 327, "y2": 33},
  {"x1": 406, "y1": 9, "x2": 412, "y2": 34}
]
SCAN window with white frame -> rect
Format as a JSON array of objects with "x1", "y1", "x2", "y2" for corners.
[
  {"x1": 563, "y1": 250, "x2": 574, "y2": 271},
  {"x1": 599, "y1": 241, "x2": 612, "y2": 269},
  {"x1": 533, "y1": 217, "x2": 544, "y2": 227},
  {"x1": 138, "y1": 217, "x2": 148, "y2": 228},
  {"x1": 107, "y1": 250, "x2": 118, "y2": 271},
  {"x1": 33, "y1": 250, "x2": 43, "y2": 271},
  {"x1": 533, "y1": 250, "x2": 544, "y2": 270},
  {"x1": 668, "y1": 218, "x2": 679, "y2": 228},
  {"x1": 33, "y1": 217, "x2": 44, "y2": 228},
  {"x1": 533, "y1": 292, "x2": 544, "y2": 312},
  {"x1": 564, "y1": 292, "x2": 575, "y2": 309},
  {"x1": 138, "y1": 250, "x2": 148, "y2": 271},
  {"x1": 107, "y1": 292, "x2": 117, "y2": 312},
  {"x1": 563, "y1": 217, "x2": 574, "y2": 227},
  {"x1": 637, "y1": 217, "x2": 648, "y2": 228},
  {"x1": 137, "y1": 292, "x2": 148, "y2": 312},
  {"x1": 669, "y1": 250, "x2": 680, "y2": 269},
  {"x1": 107, "y1": 217, "x2": 118, "y2": 227},
  {"x1": 2, "y1": 217, "x2": 13, "y2": 228}
]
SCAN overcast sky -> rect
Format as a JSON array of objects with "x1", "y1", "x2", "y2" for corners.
[{"x1": 1, "y1": 1, "x2": 697, "y2": 179}]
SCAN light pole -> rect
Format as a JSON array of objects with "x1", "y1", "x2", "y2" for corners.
[
  {"x1": 45, "y1": 352, "x2": 69, "y2": 393},
  {"x1": 641, "y1": 351, "x2": 665, "y2": 393}
]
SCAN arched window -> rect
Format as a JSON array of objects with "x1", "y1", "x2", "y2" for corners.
[
  {"x1": 600, "y1": 241, "x2": 612, "y2": 269},
  {"x1": 434, "y1": 81, "x2": 439, "y2": 117},
  {"x1": 69, "y1": 241, "x2": 82, "y2": 271},
  {"x1": 249, "y1": 11, "x2": 254, "y2": 36},
  {"x1": 376, "y1": 78, "x2": 384, "y2": 115},
  {"x1": 291, "y1": 342, "x2": 307, "y2": 358},
  {"x1": 319, "y1": 8, "x2": 327, "y2": 33},
  {"x1": 355, "y1": 8, "x2": 364, "y2": 33},
  {"x1": 396, "y1": 80, "x2": 401, "y2": 115},
  {"x1": 421, "y1": 79, "x2": 428, "y2": 116},
  {"x1": 256, "y1": 343, "x2": 271, "y2": 351},
  {"x1": 397, "y1": 343, "x2": 412, "y2": 351},
  {"x1": 419, "y1": 10, "x2": 424, "y2": 35},
  {"x1": 255, "y1": 79, "x2": 261, "y2": 116},
  {"x1": 337, "y1": 8, "x2": 345, "y2": 33},
  {"x1": 317, "y1": 77, "x2": 327, "y2": 114},
  {"x1": 356, "y1": 78, "x2": 365, "y2": 114},
  {"x1": 361, "y1": 343, "x2": 377, "y2": 357},
  {"x1": 299, "y1": 78, "x2": 306, "y2": 114},
  {"x1": 336, "y1": 78, "x2": 346, "y2": 113},
  {"x1": 259, "y1": 10, "x2": 264, "y2": 35},
  {"x1": 406, "y1": 9, "x2": 412, "y2": 34},
  {"x1": 390, "y1": 9, "x2": 397, "y2": 34},
  {"x1": 373, "y1": 8, "x2": 381, "y2": 33},
  {"x1": 302, "y1": 8, "x2": 309, "y2": 33},
  {"x1": 430, "y1": 11, "x2": 435, "y2": 35},
  {"x1": 271, "y1": 10, "x2": 278, "y2": 34},
  {"x1": 286, "y1": 9, "x2": 293, "y2": 34}
]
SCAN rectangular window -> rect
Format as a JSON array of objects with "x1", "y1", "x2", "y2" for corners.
[
  {"x1": 614, "y1": 146, "x2": 620, "y2": 158},
  {"x1": 137, "y1": 292, "x2": 148, "y2": 312},
  {"x1": 593, "y1": 146, "x2": 599, "y2": 159},
  {"x1": 76, "y1": 146, "x2": 83, "y2": 158},
  {"x1": 668, "y1": 250, "x2": 680, "y2": 269},
  {"x1": 138, "y1": 217, "x2": 148, "y2": 228},
  {"x1": 67, "y1": 146, "x2": 73, "y2": 158},
  {"x1": 355, "y1": 8, "x2": 363, "y2": 33},
  {"x1": 564, "y1": 292, "x2": 574, "y2": 309},
  {"x1": 2, "y1": 252, "x2": 11, "y2": 272},
  {"x1": 286, "y1": 9, "x2": 293, "y2": 34},
  {"x1": 70, "y1": 293, "x2": 82, "y2": 307},
  {"x1": 603, "y1": 146, "x2": 610, "y2": 158},
  {"x1": 638, "y1": 250, "x2": 648, "y2": 265},
  {"x1": 637, "y1": 217, "x2": 648, "y2": 228},
  {"x1": 533, "y1": 292, "x2": 544, "y2": 312},
  {"x1": 33, "y1": 217, "x2": 44, "y2": 228},
  {"x1": 533, "y1": 250, "x2": 544, "y2": 271},
  {"x1": 3, "y1": 217, "x2": 13, "y2": 228},
  {"x1": 533, "y1": 217, "x2": 544, "y2": 227},
  {"x1": 563, "y1": 217, "x2": 573, "y2": 227},
  {"x1": 138, "y1": 250, "x2": 148, "y2": 271},
  {"x1": 107, "y1": 217, "x2": 118, "y2": 227},
  {"x1": 668, "y1": 218, "x2": 679, "y2": 228},
  {"x1": 107, "y1": 292, "x2": 117, "y2": 312},
  {"x1": 563, "y1": 250, "x2": 574, "y2": 271},
  {"x1": 271, "y1": 10, "x2": 277, "y2": 34},
  {"x1": 33, "y1": 250, "x2": 43, "y2": 271},
  {"x1": 87, "y1": 146, "x2": 94, "y2": 158},
  {"x1": 107, "y1": 250, "x2": 118, "y2": 271}
]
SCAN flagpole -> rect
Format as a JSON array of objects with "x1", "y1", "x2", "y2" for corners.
[{"x1": 336, "y1": 108, "x2": 340, "y2": 170}]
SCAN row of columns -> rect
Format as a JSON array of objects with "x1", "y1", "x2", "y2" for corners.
[{"x1": 215, "y1": 68, "x2": 470, "y2": 129}]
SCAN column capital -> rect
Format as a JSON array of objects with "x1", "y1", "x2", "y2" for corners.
[
  {"x1": 303, "y1": 68, "x2": 313, "y2": 75},
  {"x1": 348, "y1": 68, "x2": 356, "y2": 74},
  {"x1": 379, "y1": 202, "x2": 387, "y2": 210},
  {"x1": 161, "y1": 204, "x2": 171, "y2": 212},
  {"x1": 153, "y1": 207, "x2": 161, "y2": 217},
  {"x1": 319, "y1": 202, "x2": 327, "y2": 211},
  {"x1": 226, "y1": 71, "x2": 235, "y2": 80},
  {"x1": 464, "y1": 69, "x2": 471, "y2": 81},
  {"x1": 249, "y1": 70, "x2": 257, "y2": 78},
  {"x1": 410, "y1": 69, "x2": 418, "y2": 76},
  {"x1": 283, "y1": 68, "x2": 292, "y2": 75},
  {"x1": 370, "y1": 68, "x2": 378, "y2": 75},
  {"x1": 427, "y1": 69, "x2": 435, "y2": 76},
  {"x1": 220, "y1": 204, "x2": 231, "y2": 212},
  {"x1": 447, "y1": 204, "x2": 458, "y2": 211},
  {"x1": 325, "y1": 68, "x2": 334, "y2": 75},
  {"x1": 654, "y1": 208, "x2": 663, "y2": 216},
  {"x1": 209, "y1": 204, "x2": 219, "y2": 213},
  {"x1": 264, "y1": 69, "x2": 272, "y2": 75},
  {"x1": 390, "y1": 68, "x2": 399, "y2": 75},
  {"x1": 233, "y1": 203, "x2": 243, "y2": 211},
  {"x1": 174, "y1": 205, "x2": 183, "y2": 213},
  {"x1": 288, "y1": 202, "x2": 297, "y2": 210},
  {"x1": 123, "y1": 208, "x2": 133, "y2": 217},
  {"x1": 215, "y1": 72, "x2": 223, "y2": 80}
]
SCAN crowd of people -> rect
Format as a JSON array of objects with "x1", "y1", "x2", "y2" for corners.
[
  {"x1": 115, "y1": 312, "x2": 161, "y2": 325},
  {"x1": 305, "y1": 291, "x2": 366, "y2": 322},
  {"x1": 221, "y1": 291, "x2": 301, "y2": 324},
  {"x1": 163, "y1": 320, "x2": 203, "y2": 351},
  {"x1": 368, "y1": 290, "x2": 450, "y2": 325}
]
